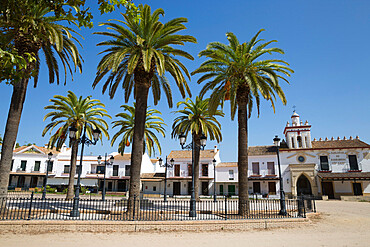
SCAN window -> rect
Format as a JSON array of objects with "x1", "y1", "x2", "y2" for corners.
[
  {"x1": 291, "y1": 137, "x2": 295, "y2": 148},
  {"x1": 187, "y1": 164, "x2": 192, "y2": 176},
  {"x1": 20, "y1": 160, "x2": 27, "y2": 171},
  {"x1": 34, "y1": 161, "x2": 41, "y2": 172},
  {"x1": 297, "y1": 136, "x2": 302, "y2": 148},
  {"x1": 174, "y1": 164, "x2": 180, "y2": 176},
  {"x1": 47, "y1": 161, "x2": 53, "y2": 172},
  {"x1": 97, "y1": 165, "x2": 105, "y2": 174},
  {"x1": 63, "y1": 165, "x2": 70, "y2": 174},
  {"x1": 11, "y1": 160, "x2": 14, "y2": 171},
  {"x1": 125, "y1": 165, "x2": 131, "y2": 176},
  {"x1": 113, "y1": 165, "x2": 119, "y2": 176},
  {"x1": 202, "y1": 164, "x2": 208, "y2": 177},
  {"x1": 252, "y1": 162, "x2": 260, "y2": 175},
  {"x1": 320, "y1": 156, "x2": 329, "y2": 171},
  {"x1": 228, "y1": 170, "x2": 234, "y2": 180},
  {"x1": 348, "y1": 155, "x2": 359, "y2": 171},
  {"x1": 153, "y1": 186, "x2": 157, "y2": 192},
  {"x1": 267, "y1": 162, "x2": 275, "y2": 175}
]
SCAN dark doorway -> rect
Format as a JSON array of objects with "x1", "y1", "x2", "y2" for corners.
[
  {"x1": 228, "y1": 185, "x2": 236, "y2": 196},
  {"x1": 321, "y1": 182, "x2": 334, "y2": 199},
  {"x1": 108, "y1": 182, "x2": 113, "y2": 191},
  {"x1": 113, "y1": 165, "x2": 119, "y2": 176},
  {"x1": 353, "y1": 183, "x2": 363, "y2": 196},
  {"x1": 201, "y1": 182, "x2": 208, "y2": 195},
  {"x1": 187, "y1": 182, "x2": 192, "y2": 195},
  {"x1": 30, "y1": 177, "x2": 38, "y2": 188},
  {"x1": 297, "y1": 175, "x2": 312, "y2": 195},
  {"x1": 349, "y1": 155, "x2": 359, "y2": 171},
  {"x1": 99, "y1": 181, "x2": 104, "y2": 191},
  {"x1": 173, "y1": 182, "x2": 181, "y2": 195},
  {"x1": 268, "y1": 182, "x2": 276, "y2": 195},
  {"x1": 117, "y1": 181, "x2": 126, "y2": 192},
  {"x1": 253, "y1": 182, "x2": 261, "y2": 194},
  {"x1": 17, "y1": 176, "x2": 25, "y2": 188},
  {"x1": 174, "y1": 165, "x2": 180, "y2": 177}
]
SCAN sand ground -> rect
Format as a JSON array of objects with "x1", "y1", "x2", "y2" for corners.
[{"x1": 0, "y1": 200, "x2": 369, "y2": 247}]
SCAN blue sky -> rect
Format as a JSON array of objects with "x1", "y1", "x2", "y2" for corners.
[{"x1": 1, "y1": 0, "x2": 369, "y2": 162}]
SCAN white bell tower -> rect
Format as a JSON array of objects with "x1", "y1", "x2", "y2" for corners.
[{"x1": 283, "y1": 111, "x2": 312, "y2": 149}]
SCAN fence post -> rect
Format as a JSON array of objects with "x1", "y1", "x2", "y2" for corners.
[
  {"x1": 27, "y1": 192, "x2": 34, "y2": 220},
  {"x1": 224, "y1": 196, "x2": 227, "y2": 220},
  {"x1": 132, "y1": 194, "x2": 136, "y2": 221},
  {"x1": 297, "y1": 196, "x2": 305, "y2": 217}
]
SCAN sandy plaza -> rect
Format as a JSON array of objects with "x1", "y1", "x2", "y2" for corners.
[{"x1": 0, "y1": 200, "x2": 369, "y2": 247}]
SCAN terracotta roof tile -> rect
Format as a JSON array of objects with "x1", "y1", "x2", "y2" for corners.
[
  {"x1": 311, "y1": 139, "x2": 370, "y2": 149},
  {"x1": 248, "y1": 146, "x2": 276, "y2": 156},
  {"x1": 168, "y1": 149, "x2": 217, "y2": 159},
  {"x1": 13, "y1": 145, "x2": 61, "y2": 154},
  {"x1": 113, "y1": 153, "x2": 131, "y2": 160},
  {"x1": 141, "y1": 173, "x2": 165, "y2": 179},
  {"x1": 217, "y1": 162, "x2": 237, "y2": 167},
  {"x1": 318, "y1": 172, "x2": 370, "y2": 179}
]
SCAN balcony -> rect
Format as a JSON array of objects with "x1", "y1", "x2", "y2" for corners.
[{"x1": 344, "y1": 163, "x2": 362, "y2": 172}]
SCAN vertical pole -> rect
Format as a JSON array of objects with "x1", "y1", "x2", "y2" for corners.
[
  {"x1": 132, "y1": 194, "x2": 136, "y2": 221},
  {"x1": 164, "y1": 156, "x2": 168, "y2": 202},
  {"x1": 224, "y1": 195, "x2": 227, "y2": 220},
  {"x1": 70, "y1": 123, "x2": 87, "y2": 217},
  {"x1": 276, "y1": 146, "x2": 287, "y2": 216},
  {"x1": 27, "y1": 192, "x2": 34, "y2": 220},
  {"x1": 102, "y1": 153, "x2": 107, "y2": 201},
  {"x1": 42, "y1": 158, "x2": 50, "y2": 200},
  {"x1": 189, "y1": 140, "x2": 196, "y2": 217},
  {"x1": 213, "y1": 162, "x2": 216, "y2": 202}
]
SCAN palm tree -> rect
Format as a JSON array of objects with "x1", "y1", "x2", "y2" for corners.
[
  {"x1": 192, "y1": 30, "x2": 293, "y2": 215},
  {"x1": 93, "y1": 4, "x2": 196, "y2": 212},
  {"x1": 0, "y1": 1, "x2": 82, "y2": 198},
  {"x1": 42, "y1": 91, "x2": 110, "y2": 199},
  {"x1": 172, "y1": 97, "x2": 224, "y2": 200},
  {"x1": 111, "y1": 104, "x2": 166, "y2": 157}
]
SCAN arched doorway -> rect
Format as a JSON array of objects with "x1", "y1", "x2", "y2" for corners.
[{"x1": 296, "y1": 175, "x2": 312, "y2": 195}]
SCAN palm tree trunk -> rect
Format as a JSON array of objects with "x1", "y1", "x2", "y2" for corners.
[
  {"x1": 193, "y1": 133, "x2": 201, "y2": 201},
  {"x1": 127, "y1": 74, "x2": 151, "y2": 215},
  {"x1": 0, "y1": 77, "x2": 29, "y2": 198},
  {"x1": 66, "y1": 141, "x2": 78, "y2": 200},
  {"x1": 237, "y1": 91, "x2": 249, "y2": 216}
]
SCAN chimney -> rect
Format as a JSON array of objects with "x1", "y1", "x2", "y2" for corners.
[
  {"x1": 337, "y1": 136, "x2": 340, "y2": 140},
  {"x1": 343, "y1": 136, "x2": 347, "y2": 140},
  {"x1": 349, "y1": 136, "x2": 353, "y2": 140},
  {"x1": 356, "y1": 136, "x2": 360, "y2": 140},
  {"x1": 319, "y1": 138, "x2": 322, "y2": 141},
  {"x1": 214, "y1": 145, "x2": 217, "y2": 153},
  {"x1": 313, "y1": 138, "x2": 317, "y2": 141},
  {"x1": 331, "y1": 137, "x2": 334, "y2": 141},
  {"x1": 325, "y1": 137, "x2": 328, "y2": 141}
]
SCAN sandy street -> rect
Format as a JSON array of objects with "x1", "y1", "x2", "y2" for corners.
[{"x1": 0, "y1": 200, "x2": 369, "y2": 247}]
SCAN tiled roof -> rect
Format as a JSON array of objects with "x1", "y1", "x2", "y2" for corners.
[
  {"x1": 113, "y1": 153, "x2": 131, "y2": 160},
  {"x1": 311, "y1": 139, "x2": 370, "y2": 149},
  {"x1": 141, "y1": 173, "x2": 165, "y2": 179},
  {"x1": 13, "y1": 145, "x2": 62, "y2": 154},
  {"x1": 248, "y1": 146, "x2": 276, "y2": 156},
  {"x1": 318, "y1": 172, "x2": 370, "y2": 180},
  {"x1": 217, "y1": 162, "x2": 237, "y2": 167},
  {"x1": 168, "y1": 149, "x2": 217, "y2": 159}
]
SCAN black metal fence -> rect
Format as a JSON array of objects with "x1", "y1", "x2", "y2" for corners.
[{"x1": 0, "y1": 193, "x2": 312, "y2": 221}]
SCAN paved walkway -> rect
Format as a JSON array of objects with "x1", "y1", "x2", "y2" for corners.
[{"x1": 0, "y1": 200, "x2": 369, "y2": 247}]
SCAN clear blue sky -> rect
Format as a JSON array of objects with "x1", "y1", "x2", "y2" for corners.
[{"x1": 1, "y1": 0, "x2": 369, "y2": 162}]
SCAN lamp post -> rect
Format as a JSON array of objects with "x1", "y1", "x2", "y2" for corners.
[
  {"x1": 69, "y1": 123, "x2": 101, "y2": 217},
  {"x1": 213, "y1": 159, "x2": 217, "y2": 203},
  {"x1": 273, "y1": 135, "x2": 287, "y2": 216},
  {"x1": 42, "y1": 152, "x2": 53, "y2": 200},
  {"x1": 97, "y1": 153, "x2": 114, "y2": 201},
  {"x1": 158, "y1": 156, "x2": 174, "y2": 202},
  {"x1": 179, "y1": 133, "x2": 207, "y2": 217}
]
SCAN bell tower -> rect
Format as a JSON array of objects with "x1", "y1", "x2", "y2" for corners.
[{"x1": 283, "y1": 111, "x2": 312, "y2": 149}]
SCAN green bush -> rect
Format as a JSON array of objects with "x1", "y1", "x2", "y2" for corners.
[
  {"x1": 80, "y1": 186, "x2": 87, "y2": 194},
  {"x1": 46, "y1": 185, "x2": 56, "y2": 193},
  {"x1": 63, "y1": 188, "x2": 68, "y2": 194}
]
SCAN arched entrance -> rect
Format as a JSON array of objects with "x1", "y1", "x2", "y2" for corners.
[{"x1": 296, "y1": 175, "x2": 312, "y2": 195}]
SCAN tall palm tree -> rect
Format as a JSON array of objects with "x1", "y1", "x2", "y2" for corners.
[
  {"x1": 111, "y1": 104, "x2": 166, "y2": 157},
  {"x1": 93, "y1": 4, "x2": 196, "y2": 212},
  {"x1": 0, "y1": 1, "x2": 82, "y2": 198},
  {"x1": 42, "y1": 91, "x2": 110, "y2": 199},
  {"x1": 192, "y1": 30, "x2": 293, "y2": 215},
  {"x1": 172, "y1": 97, "x2": 224, "y2": 200}
]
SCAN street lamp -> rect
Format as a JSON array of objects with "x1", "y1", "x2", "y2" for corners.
[
  {"x1": 69, "y1": 123, "x2": 101, "y2": 217},
  {"x1": 179, "y1": 133, "x2": 207, "y2": 217},
  {"x1": 42, "y1": 152, "x2": 53, "y2": 200},
  {"x1": 273, "y1": 135, "x2": 287, "y2": 216},
  {"x1": 97, "y1": 154, "x2": 114, "y2": 201},
  {"x1": 158, "y1": 156, "x2": 174, "y2": 202},
  {"x1": 213, "y1": 159, "x2": 217, "y2": 203}
]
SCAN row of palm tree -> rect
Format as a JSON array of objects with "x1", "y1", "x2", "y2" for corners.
[{"x1": 0, "y1": 4, "x2": 293, "y2": 215}]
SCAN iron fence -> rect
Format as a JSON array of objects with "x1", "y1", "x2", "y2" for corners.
[{"x1": 0, "y1": 193, "x2": 309, "y2": 221}]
